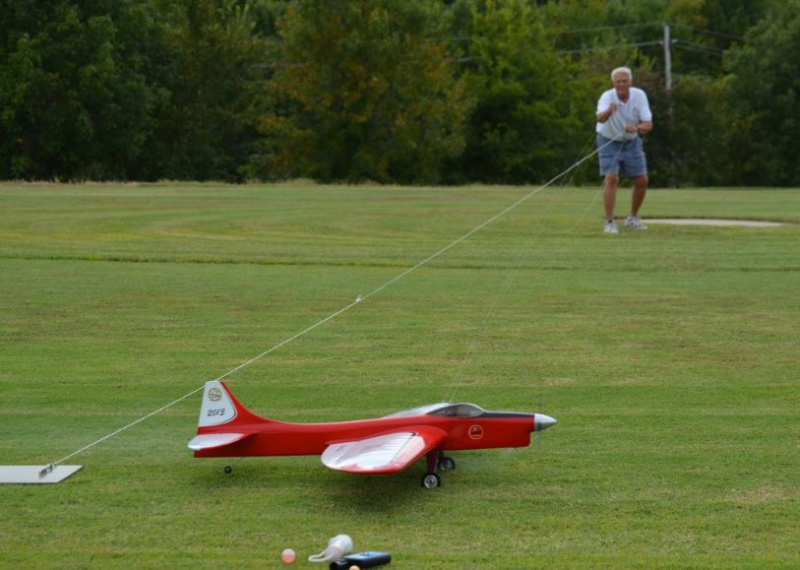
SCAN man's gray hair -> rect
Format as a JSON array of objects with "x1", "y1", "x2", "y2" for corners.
[{"x1": 611, "y1": 66, "x2": 633, "y2": 81}]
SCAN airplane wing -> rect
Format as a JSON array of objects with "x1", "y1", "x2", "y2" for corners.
[
  {"x1": 320, "y1": 426, "x2": 447, "y2": 474},
  {"x1": 188, "y1": 433, "x2": 252, "y2": 451}
]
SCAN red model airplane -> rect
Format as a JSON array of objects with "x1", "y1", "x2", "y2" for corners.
[{"x1": 189, "y1": 380, "x2": 556, "y2": 488}]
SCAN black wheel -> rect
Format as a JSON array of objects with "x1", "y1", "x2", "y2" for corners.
[
  {"x1": 438, "y1": 456, "x2": 456, "y2": 471},
  {"x1": 224, "y1": 465, "x2": 233, "y2": 474},
  {"x1": 421, "y1": 473, "x2": 441, "y2": 489}
]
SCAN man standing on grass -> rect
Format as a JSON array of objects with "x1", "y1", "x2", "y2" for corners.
[{"x1": 596, "y1": 66, "x2": 653, "y2": 234}]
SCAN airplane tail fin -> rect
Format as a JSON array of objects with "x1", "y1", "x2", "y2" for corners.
[{"x1": 196, "y1": 380, "x2": 269, "y2": 429}]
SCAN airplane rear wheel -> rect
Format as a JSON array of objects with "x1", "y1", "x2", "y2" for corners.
[
  {"x1": 438, "y1": 456, "x2": 456, "y2": 471},
  {"x1": 421, "y1": 473, "x2": 441, "y2": 489}
]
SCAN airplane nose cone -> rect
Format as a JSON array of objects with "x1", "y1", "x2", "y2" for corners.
[{"x1": 535, "y1": 414, "x2": 556, "y2": 432}]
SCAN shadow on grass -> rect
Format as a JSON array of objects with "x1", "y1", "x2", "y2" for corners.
[{"x1": 187, "y1": 456, "x2": 449, "y2": 513}]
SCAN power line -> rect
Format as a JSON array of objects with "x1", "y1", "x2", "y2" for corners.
[
  {"x1": 671, "y1": 23, "x2": 743, "y2": 42},
  {"x1": 557, "y1": 40, "x2": 666, "y2": 55},
  {"x1": 556, "y1": 21, "x2": 663, "y2": 35},
  {"x1": 673, "y1": 40, "x2": 726, "y2": 57}
]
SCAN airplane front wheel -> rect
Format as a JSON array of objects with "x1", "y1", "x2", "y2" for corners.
[{"x1": 421, "y1": 473, "x2": 441, "y2": 489}]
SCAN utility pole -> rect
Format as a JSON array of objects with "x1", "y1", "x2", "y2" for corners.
[
  {"x1": 663, "y1": 22, "x2": 672, "y2": 91},
  {"x1": 663, "y1": 22, "x2": 676, "y2": 186}
]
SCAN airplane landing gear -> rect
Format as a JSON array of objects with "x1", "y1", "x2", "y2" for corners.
[
  {"x1": 421, "y1": 472, "x2": 441, "y2": 488},
  {"x1": 438, "y1": 455, "x2": 456, "y2": 471},
  {"x1": 421, "y1": 449, "x2": 451, "y2": 488}
]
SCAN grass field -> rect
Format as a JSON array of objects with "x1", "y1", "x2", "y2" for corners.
[{"x1": 1, "y1": 182, "x2": 798, "y2": 569}]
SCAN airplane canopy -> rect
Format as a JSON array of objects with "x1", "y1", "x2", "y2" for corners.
[
  {"x1": 383, "y1": 402, "x2": 486, "y2": 419},
  {"x1": 429, "y1": 403, "x2": 486, "y2": 418}
]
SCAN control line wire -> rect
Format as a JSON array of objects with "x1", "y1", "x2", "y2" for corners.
[
  {"x1": 442, "y1": 133, "x2": 606, "y2": 404},
  {"x1": 50, "y1": 141, "x2": 611, "y2": 467}
]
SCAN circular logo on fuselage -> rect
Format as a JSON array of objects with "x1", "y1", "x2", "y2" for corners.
[
  {"x1": 469, "y1": 425, "x2": 484, "y2": 440},
  {"x1": 208, "y1": 387, "x2": 223, "y2": 402}
]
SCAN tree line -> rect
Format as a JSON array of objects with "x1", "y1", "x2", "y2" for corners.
[{"x1": 2, "y1": 0, "x2": 799, "y2": 186}]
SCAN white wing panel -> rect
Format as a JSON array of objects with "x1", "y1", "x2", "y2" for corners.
[
  {"x1": 188, "y1": 432, "x2": 248, "y2": 451},
  {"x1": 321, "y1": 427, "x2": 445, "y2": 474}
]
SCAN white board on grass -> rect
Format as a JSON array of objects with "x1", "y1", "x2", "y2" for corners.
[{"x1": 0, "y1": 465, "x2": 83, "y2": 484}]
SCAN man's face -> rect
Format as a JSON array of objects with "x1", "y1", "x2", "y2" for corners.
[{"x1": 613, "y1": 73, "x2": 631, "y2": 98}]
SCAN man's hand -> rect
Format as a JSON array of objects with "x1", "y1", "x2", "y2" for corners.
[{"x1": 597, "y1": 103, "x2": 617, "y2": 123}]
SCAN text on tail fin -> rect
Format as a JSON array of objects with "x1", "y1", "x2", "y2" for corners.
[{"x1": 198, "y1": 380, "x2": 237, "y2": 427}]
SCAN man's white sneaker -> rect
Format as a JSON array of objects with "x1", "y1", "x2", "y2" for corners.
[
  {"x1": 604, "y1": 221, "x2": 619, "y2": 234},
  {"x1": 624, "y1": 215, "x2": 647, "y2": 229}
]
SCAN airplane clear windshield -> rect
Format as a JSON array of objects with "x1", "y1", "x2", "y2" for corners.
[
  {"x1": 383, "y1": 403, "x2": 486, "y2": 419},
  {"x1": 383, "y1": 403, "x2": 450, "y2": 418},
  {"x1": 429, "y1": 403, "x2": 485, "y2": 418}
]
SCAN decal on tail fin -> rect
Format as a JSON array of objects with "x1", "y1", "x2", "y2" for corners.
[
  {"x1": 190, "y1": 381, "x2": 272, "y2": 454},
  {"x1": 198, "y1": 380, "x2": 238, "y2": 427}
]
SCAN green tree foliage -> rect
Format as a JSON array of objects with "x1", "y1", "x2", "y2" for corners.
[
  {"x1": 650, "y1": 73, "x2": 730, "y2": 186},
  {"x1": 0, "y1": 0, "x2": 267, "y2": 181},
  {"x1": 260, "y1": 0, "x2": 470, "y2": 183},
  {"x1": 451, "y1": 0, "x2": 595, "y2": 184},
  {"x1": 723, "y1": 0, "x2": 800, "y2": 185},
  {"x1": 664, "y1": 0, "x2": 770, "y2": 76},
  {"x1": 0, "y1": 0, "x2": 796, "y2": 185},
  {"x1": 0, "y1": 0, "x2": 159, "y2": 179},
  {"x1": 141, "y1": 0, "x2": 267, "y2": 181}
]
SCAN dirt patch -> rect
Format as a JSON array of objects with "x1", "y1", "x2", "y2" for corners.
[{"x1": 646, "y1": 219, "x2": 787, "y2": 228}]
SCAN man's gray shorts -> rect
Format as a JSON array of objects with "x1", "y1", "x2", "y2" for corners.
[{"x1": 597, "y1": 134, "x2": 647, "y2": 178}]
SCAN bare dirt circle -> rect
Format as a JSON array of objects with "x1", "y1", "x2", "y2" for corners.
[{"x1": 646, "y1": 219, "x2": 786, "y2": 228}]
